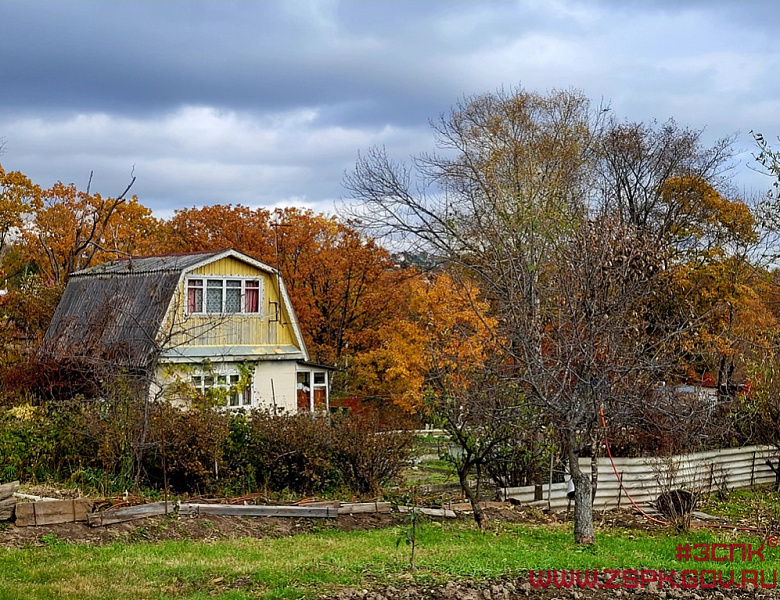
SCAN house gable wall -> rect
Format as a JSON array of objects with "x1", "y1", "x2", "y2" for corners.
[{"x1": 161, "y1": 255, "x2": 301, "y2": 357}]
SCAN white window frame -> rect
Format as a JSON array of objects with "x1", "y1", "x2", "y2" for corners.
[
  {"x1": 191, "y1": 367, "x2": 253, "y2": 408},
  {"x1": 296, "y1": 369, "x2": 329, "y2": 413},
  {"x1": 186, "y1": 277, "x2": 263, "y2": 316}
]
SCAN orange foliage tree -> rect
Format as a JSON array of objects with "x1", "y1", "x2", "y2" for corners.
[
  {"x1": 350, "y1": 273, "x2": 496, "y2": 413},
  {"x1": 0, "y1": 165, "x2": 39, "y2": 263},
  {"x1": 20, "y1": 173, "x2": 145, "y2": 284}
]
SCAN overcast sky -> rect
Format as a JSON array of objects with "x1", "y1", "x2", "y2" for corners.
[{"x1": 2, "y1": 1, "x2": 779, "y2": 217}]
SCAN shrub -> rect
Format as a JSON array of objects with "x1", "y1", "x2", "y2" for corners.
[
  {"x1": 0, "y1": 402, "x2": 57, "y2": 482},
  {"x1": 332, "y1": 412, "x2": 414, "y2": 496},
  {"x1": 240, "y1": 411, "x2": 340, "y2": 495},
  {"x1": 145, "y1": 404, "x2": 230, "y2": 494},
  {"x1": 1, "y1": 392, "x2": 417, "y2": 498}
]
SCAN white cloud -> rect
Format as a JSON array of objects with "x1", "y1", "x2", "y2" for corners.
[{"x1": 1, "y1": 105, "x2": 427, "y2": 215}]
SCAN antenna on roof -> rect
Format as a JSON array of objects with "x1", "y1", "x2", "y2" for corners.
[{"x1": 270, "y1": 211, "x2": 290, "y2": 325}]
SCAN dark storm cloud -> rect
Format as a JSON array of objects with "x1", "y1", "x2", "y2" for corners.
[
  {"x1": 1, "y1": 1, "x2": 473, "y2": 125},
  {"x1": 1, "y1": 1, "x2": 779, "y2": 213}
]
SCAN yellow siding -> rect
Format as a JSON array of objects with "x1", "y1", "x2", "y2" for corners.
[
  {"x1": 163, "y1": 257, "x2": 300, "y2": 351},
  {"x1": 190, "y1": 257, "x2": 262, "y2": 277}
]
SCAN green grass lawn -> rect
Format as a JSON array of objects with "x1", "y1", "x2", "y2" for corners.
[
  {"x1": 401, "y1": 457, "x2": 458, "y2": 487},
  {"x1": 2, "y1": 518, "x2": 778, "y2": 599},
  {"x1": 699, "y1": 487, "x2": 780, "y2": 523}
]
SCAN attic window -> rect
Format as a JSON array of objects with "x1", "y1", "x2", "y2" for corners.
[{"x1": 186, "y1": 278, "x2": 262, "y2": 315}]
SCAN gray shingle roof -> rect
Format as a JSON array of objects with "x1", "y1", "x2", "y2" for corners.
[
  {"x1": 71, "y1": 250, "x2": 222, "y2": 277},
  {"x1": 42, "y1": 251, "x2": 226, "y2": 370}
]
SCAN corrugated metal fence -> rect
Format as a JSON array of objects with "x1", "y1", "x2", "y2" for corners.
[{"x1": 502, "y1": 445, "x2": 780, "y2": 510}]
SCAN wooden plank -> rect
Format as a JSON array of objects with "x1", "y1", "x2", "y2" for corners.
[
  {"x1": 295, "y1": 500, "x2": 340, "y2": 508},
  {"x1": 0, "y1": 481, "x2": 19, "y2": 501},
  {"x1": 177, "y1": 503, "x2": 336, "y2": 518},
  {"x1": 397, "y1": 505, "x2": 457, "y2": 519},
  {"x1": 13, "y1": 492, "x2": 58, "y2": 502},
  {"x1": 15, "y1": 499, "x2": 93, "y2": 527},
  {"x1": 337, "y1": 502, "x2": 392, "y2": 515},
  {"x1": 0, "y1": 497, "x2": 16, "y2": 521},
  {"x1": 88, "y1": 501, "x2": 170, "y2": 527}
]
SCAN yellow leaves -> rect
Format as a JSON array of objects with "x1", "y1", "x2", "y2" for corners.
[
  {"x1": 661, "y1": 175, "x2": 757, "y2": 245},
  {"x1": 674, "y1": 257, "x2": 778, "y2": 374},
  {"x1": 0, "y1": 163, "x2": 40, "y2": 254},
  {"x1": 7, "y1": 403, "x2": 38, "y2": 422},
  {"x1": 360, "y1": 274, "x2": 497, "y2": 413}
]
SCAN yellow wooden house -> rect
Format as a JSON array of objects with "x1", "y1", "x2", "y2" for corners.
[{"x1": 42, "y1": 249, "x2": 330, "y2": 412}]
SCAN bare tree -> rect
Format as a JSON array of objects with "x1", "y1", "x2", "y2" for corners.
[
  {"x1": 343, "y1": 87, "x2": 726, "y2": 544},
  {"x1": 425, "y1": 367, "x2": 525, "y2": 530}
]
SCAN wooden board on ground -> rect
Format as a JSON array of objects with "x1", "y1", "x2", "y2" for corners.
[
  {"x1": 0, "y1": 497, "x2": 16, "y2": 521},
  {"x1": 87, "y1": 501, "x2": 171, "y2": 527},
  {"x1": 397, "y1": 505, "x2": 457, "y2": 518},
  {"x1": 15, "y1": 499, "x2": 94, "y2": 527},
  {"x1": 177, "y1": 503, "x2": 337, "y2": 518},
  {"x1": 295, "y1": 500, "x2": 340, "y2": 508},
  {"x1": 0, "y1": 481, "x2": 19, "y2": 501},
  {"x1": 337, "y1": 502, "x2": 392, "y2": 515},
  {"x1": 13, "y1": 492, "x2": 58, "y2": 502}
]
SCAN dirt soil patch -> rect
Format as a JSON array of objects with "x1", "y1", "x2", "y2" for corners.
[
  {"x1": 0, "y1": 510, "x2": 401, "y2": 549},
  {"x1": 0, "y1": 501, "x2": 736, "y2": 550},
  {"x1": 324, "y1": 578, "x2": 780, "y2": 599}
]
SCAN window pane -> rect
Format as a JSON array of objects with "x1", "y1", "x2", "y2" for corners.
[
  {"x1": 191, "y1": 376, "x2": 202, "y2": 387},
  {"x1": 217, "y1": 375, "x2": 226, "y2": 385},
  {"x1": 187, "y1": 280, "x2": 203, "y2": 313},
  {"x1": 314, "y1": 372, "x2": 325, "y2": 385},
  {"x1": 225, "y1": 281, "x2": 241, "y2": 313},
  {"x1": 229, "y1": 392, "x2": 240, "y2": 407},
  {"x1": 206, "y1": 280, "x2": 223, "y2": 312},
  {"x1": 245, "y1": 281, "x2": 260, "y2": 312},
  {"x1": 203, "y1": 376, "x2": 214, "y2": 387},
  {"x1": 313, "y1": 387, "x2": 327, "y2": 410},
  {"x1": 229, "y1": 375, "x2": 240, "y2": 384}
]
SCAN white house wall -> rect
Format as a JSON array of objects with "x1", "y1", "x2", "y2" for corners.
[{"x1": 252, "y1": 361, "x2": 297, "y2": 413}]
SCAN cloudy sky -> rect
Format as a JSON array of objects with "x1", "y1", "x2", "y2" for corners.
[{"x1": 1, "y1": 1, "x2": 779, "y2": 217}]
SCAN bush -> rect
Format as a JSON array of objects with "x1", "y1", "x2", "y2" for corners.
[
  {"x1": 235, "y1": 411, "x2": 340, "y2": 495},
  {"x1": 332, "y1": 412, "x2": 414, "y2": 496},
  {"x1": 145, "y1": 404, "x2": 230, "y2": 494},
  {"x1": 1, "y1": 391, "x2": 417, "y2": 498},
  {"x1": 0, "y1": 402, "x2": 57, "y2": 482}
]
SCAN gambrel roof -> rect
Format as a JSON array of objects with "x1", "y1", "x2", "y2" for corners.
[{"x1": 41, "y1": 249, "x2": 308, "y2": 370}]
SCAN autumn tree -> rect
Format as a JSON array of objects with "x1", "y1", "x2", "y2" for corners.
[
  {"x1": 18, "y1": 171, "x2": 141, "y2": 284},
  {"x1": 346, "y1": 88, "x2": 595, "y2": 541},
  {"x1": 0, "y1": 165, "x2": 39, "y2": 265},
  {"x1": 154, "y1": 204, "x2": 274, "y2": 257},
  {"x1": 349, "y1": 273, "x2": 495, "y2": 410},
  {"x1": 344, "y1": 86, "x2": 741, "y2": 544},
  {"x1": 597, "y1": 120, "x2": 735, "y2": 250}
]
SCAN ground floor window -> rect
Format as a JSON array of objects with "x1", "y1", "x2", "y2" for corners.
[
  {"x1": 296, "y1": 369, "x2": 328, "y2": 412},
  {"x1": 191, "y1": 370, "x2": 252, "y2": 408}
]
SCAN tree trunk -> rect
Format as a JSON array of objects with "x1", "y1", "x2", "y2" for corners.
[
  {"x1": 568, "y1": 432, "x2": 594, "y2": 544},
  {"x1": 590, "y1": 437, "x2": 599, "y2": 503},
  {"x1": 458, "y1": 463, "x2": 486, "y2": 530}
]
